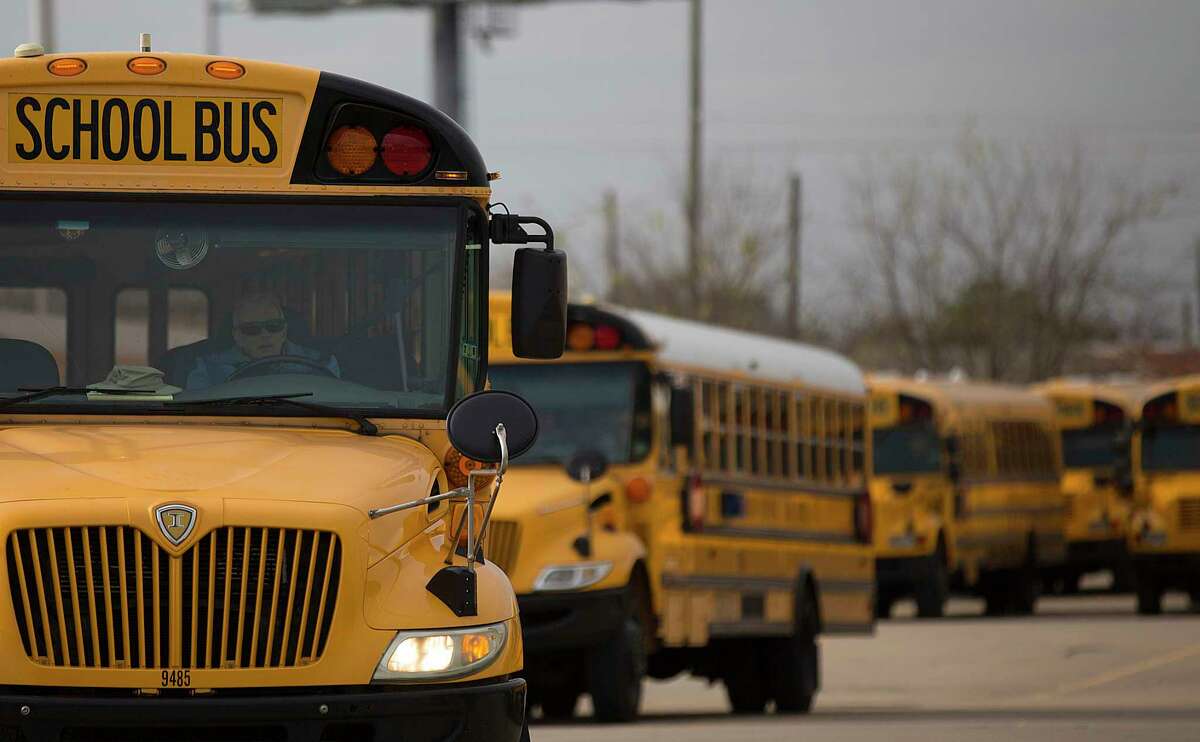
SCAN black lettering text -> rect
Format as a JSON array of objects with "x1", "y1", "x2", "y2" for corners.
[
  {"x1": 194, "y1": 101, "x2": 220, "y2": 162},
  {"x1": 162, "y1": 101, "x2": 186, "y2": 161},
  {"x1": 45, "y1": 97, "x2": 70, "y2": 160},
  {"x1": 72, "y1": 98, "x2": 99, "y2": 160},
  {"x1": 101, "y1": 99, "x2": 130, "y2": 161},
  {"x1": 13, "y1": 97, "x2": 42, "y2": 160},
  {"x1": 132, "y1": 99, "x2": 161, "y2": 161},
  {"x1": 222, "y1": 101, "x2": 250, "y2": 164},
  {"x1": 251, "y1": 101, "x2": 278, "y2": 164}
]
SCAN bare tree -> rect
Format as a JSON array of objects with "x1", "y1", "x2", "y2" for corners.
[
  {"x1": 845, "y1": 127, "x2": 1181, "y2": 382},
  {"x1": 613, "y1": 163, "x2": 791, "y2": 334}
]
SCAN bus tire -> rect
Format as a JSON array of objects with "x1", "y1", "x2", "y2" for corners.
[
  {"x1": 981, "y1": 574, "x2": 1008, "y2": 617},
  {"x1": 520, "y1": 720, "x2": 532, "y2": 742},
  {"x1": 1008, "y1": 536, "x2": 1038, "y2": 616},
  {"x1": 587, "y1": 594, "x2": 646, "y2": 723},
  {"x1": 769, "y1": 590, "x2": 820, "y2": 714},
  {"x1": 539, "y1": 686, "x2": 579, "y2": 721},
  {"x1": 722, "y1": 641, "x2": 769, "y2": 714},
  {"x1": 1136, "y1": 577, "x2": 1163, "y2": 615},
  {"x1": 915, "y1": 543, "x2": 949, "y2": 618},
  {"x1": 874, "y1": 593, "x2": 894, "y2": 619}
]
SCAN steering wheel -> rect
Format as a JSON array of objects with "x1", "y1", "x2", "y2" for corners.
[{"x1": 227, "y1": 355, "x2": 336, "y2": 382}]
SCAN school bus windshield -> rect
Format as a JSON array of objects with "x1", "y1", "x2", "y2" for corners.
[
  {"x1": 0, "y1": 197, "x2": 468, "y2": 416},
  {"x1": 1061, "y1": 426, "x2": 1120, "y2": 468},
  {"x1": 488, "y1": 361, "x2": 652, "y2": 465},
  {"x1": 872, "y1": 422, "x2": 942, "y2": 475},
  {"x1": 1141, "y1": 426, "x2": 1200, "y2": 471}
]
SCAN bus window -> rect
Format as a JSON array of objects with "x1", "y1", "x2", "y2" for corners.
[
  {"x1": 0, "y1": 287, "x2": 66, "y2": 384},
  {"x1": 169, "y1": 288, "x2": 209, "y2": 349},
  {"x1": 114, "y1": 288, "x2": 150, "y2": 366}
]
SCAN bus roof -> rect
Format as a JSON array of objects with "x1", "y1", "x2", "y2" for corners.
[
  {"x1": 1031, "y1": 377, "x2": 1146, "y2": 416},
  {"x1": 616, "y1": 306, "x2": 865, "y2": 396},
  {"x1": 0, "y1": 50, "x2": 489, "y2": 197},
  {"x1": 868, "y1": 374, "x2": 1055, "y2": 423}
]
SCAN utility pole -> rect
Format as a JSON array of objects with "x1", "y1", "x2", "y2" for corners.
[
  {"x1": 787, "y1": 173, "x2": 803, "y2": 339},
  {"x1": 205, "y1": 0, "x2": 221, "y2": 55},
  {"x1": 1184, "y1": 299, "x2": 1194, "y2": 349},
  {"x1": 432, "y1": 2, "x2": 465, "y2": 125},
  {"x1": 28, "y1": 0, "x2": 54, "y2": 51},
  {"x1": 604, "y1": 190, "x2": 620, "y2": 302},
  {"x1": 685, "y1": 0, "x2": 703, "y2": 315}
]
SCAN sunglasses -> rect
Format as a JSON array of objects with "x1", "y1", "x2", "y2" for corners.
[{"x1": 237, "y1": 319, "x2": 286, "y2": 336}]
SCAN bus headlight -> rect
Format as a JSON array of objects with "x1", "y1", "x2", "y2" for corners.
[
  {"x1": 374, "y1": 622, "x2": 507, "y2": 681},
  {"x1": 533, "y1": 561, "x2": 613, "y2": 592}
]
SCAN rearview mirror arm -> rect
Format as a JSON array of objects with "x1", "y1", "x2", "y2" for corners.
[
  {"x1": 368, "y1": 423, "x2": 510, "y2": 574},
  {"x1": 490, "y1": 213, "x2": 555, "y2": 251}
]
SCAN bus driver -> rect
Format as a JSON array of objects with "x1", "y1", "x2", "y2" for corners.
[{"x1": 186, "y1": 292, "x2": 340, "y2": 389}]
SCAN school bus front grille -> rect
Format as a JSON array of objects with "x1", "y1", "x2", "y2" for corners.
[
  {"x1": 1179, "y1": 498, "x2": 1200, "y2": 531},
  {"x1": 7, "y1": 526, "x2": 341, "y2": 670},
  {"x1": 487, "y1": 520, "x2": 521, "y2": 575}
]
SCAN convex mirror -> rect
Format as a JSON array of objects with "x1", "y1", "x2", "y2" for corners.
[
  {"x1": 446, "y1": 390, "x2": 538, "y2": 463},
  {"x1": 566, "y1": 449, "x2": 609, "y2": 482}
]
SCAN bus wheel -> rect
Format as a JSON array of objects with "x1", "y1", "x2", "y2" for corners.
[
  {"x1": 980, "y1": 574, "x2": 1008, "y2": 617},
  {"x1": 722, "y1": 641, "x2": 769, "y2": 714},
  {"x1": 916, "y1": 547, "x2": 949, "y2": 618},
  {"x1": 587, "y1": 610, "x2": 646, "y2": 722},
  {"x1": 769, "y1": 591, "x2": 821, "y2": 714},
  {"x1": 1136, "y1": 576, "x2": 1163, "y2": 615},
  {"x1": 874, "y1": 593, "x2": 894, "y2": 619},
  {"x1": 539, "y1": 685, "x2": 579, "y2": 721},
  {"x1": 520, "y1": 720, "x2": 532, "y2": 742}
]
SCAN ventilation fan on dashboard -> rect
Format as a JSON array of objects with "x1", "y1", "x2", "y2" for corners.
[{"x1": 155, "y1": 229, "x2": 210, "y2": 270}]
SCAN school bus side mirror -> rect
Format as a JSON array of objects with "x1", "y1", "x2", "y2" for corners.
[
  {"x1": 943, "y1": 436, "x2": 960, "y2": 458},
  {"x1": 669, "y1": 385, "x2": 696, "y2": 451},
  {"x1": 494, "y1": 213, "x2": 567, "y2": 359},
  {"x1": 946, "y1": 461, "x2": 962, "y2": 485},
  {"x1": 447, "y1": 390, "x2": 539, "y2": 463},
  {"x1": 1112, "y1": 428, "x2": 1134, "y2": 498}
]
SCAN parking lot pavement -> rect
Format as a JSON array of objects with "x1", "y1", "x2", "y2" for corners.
[{"x1": 533, "y1": 592, "x2": 1200, "y2": 741}]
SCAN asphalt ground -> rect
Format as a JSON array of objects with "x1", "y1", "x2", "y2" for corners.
[{"x1": 532, "y1": 588, "x2": 1200, "y2": 742}]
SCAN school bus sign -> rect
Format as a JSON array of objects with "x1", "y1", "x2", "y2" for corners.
[{"x1": 8, "y1": 93, "x2": 283, "y2": 166}]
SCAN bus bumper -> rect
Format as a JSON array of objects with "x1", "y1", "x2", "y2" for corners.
[
  {"x1": 1065, "y1": 538, "x2": 1127, "y2": 572},
  {"x1": 875, "y1": 555, "x2": 927, "y2": 597},
  {"x1": 0, "y1": 678, "x2": 527, "y2": 742},
  {"x1": 1133, "y1": 552, "x2": 1200, "y2": 590},
  {"x1": 518, "y1": 587, "x2": 628, "y2": 654}
]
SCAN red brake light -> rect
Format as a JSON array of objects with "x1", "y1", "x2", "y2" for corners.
[
  {"x1": 593, "y1": 324, "x2": 621, "y2": 350},
  {"x1": 381, "y1": 126, "x2": 433, "y2": 176},
  {"x1": 854, "y1": 494, "x2": 873, "y2": 544},
  {"x1": 625, "y1": 477, "x2": 652, "y2": 504}
]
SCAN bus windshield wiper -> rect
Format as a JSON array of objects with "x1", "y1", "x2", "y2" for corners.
[
  {"x1": 174, "y1": 393, "x2": 379, "y2": 436},
  {"x1": 0, "y1": 386, "x2": 162, "y2": 412}
]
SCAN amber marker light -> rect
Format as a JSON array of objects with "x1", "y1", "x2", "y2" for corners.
[
  {"x1": 206, "y1": 60, "x2": 245, "y2": 80},
  {"x1": 566, "y1": 323, "x2": 595, "y2": 351},
  {"x1": 325, "y1": 125, "x2": 378, "y2": 176},
  {"x1": 128, "y1": 56, "x2": 166, "y2": 75},
  {"x1": 434, "y1": 170, "x2": 468, "y2": 181},
  {"x1": 48, "y1": 58, "x2": 86, "y2": 77}
]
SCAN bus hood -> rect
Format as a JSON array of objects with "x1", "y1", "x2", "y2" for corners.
[
  {"x1": 0, "y1": 423, "x2": 441, "y2": 556},
  {"x1": 492, "y1": 465, "x2": 617, "y2": 520}
]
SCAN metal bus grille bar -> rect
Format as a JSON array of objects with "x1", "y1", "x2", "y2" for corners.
[
  {"x1": 182, "y1": 527, "x2": 341, "y2": 669},
  {"x1": 1180, "y1": 498, "x2": 1200, "y2": 531},
  {"x1": 486, "y1": 520, "x2": 520, "y2": 575},
  {"x1": 7, "y1": 526, "x2": 340, "y2": 670},
  {"x1": 7, "y1": 527, "x2": 169, "y2": 669}
]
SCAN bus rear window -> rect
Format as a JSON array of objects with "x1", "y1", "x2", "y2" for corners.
[{"x1": 872, "y1": 423, "x2": 942, "y2": 475}]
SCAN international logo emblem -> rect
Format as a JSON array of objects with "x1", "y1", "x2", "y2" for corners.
[{"x1": 155, "y1": 504, "x2": 198, "y2": 546}]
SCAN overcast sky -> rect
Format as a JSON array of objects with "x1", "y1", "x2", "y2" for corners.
[{"x1": 4, "y1": 0, "x2": 1199, "y2": 315}]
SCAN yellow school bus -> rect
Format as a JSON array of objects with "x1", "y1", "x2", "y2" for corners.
[
  {"x1": 1130, "y1": 376, "x2": 1200, "y2": 614},
  {"x1": 0, "y1": 40, "x2": 569, "y2": 741},
  {"x1": 1033, "y1": 379, "x2": 1141, "y2": 593},
  {"x1": 868, "y1": 376, "x2": 1065, "y2": 616},
  {"x1": 486, "y1": 295, "x2": 874, "y2": 719}
]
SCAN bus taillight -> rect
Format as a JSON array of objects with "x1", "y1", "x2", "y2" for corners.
[
  {"x1": 326, "y1": 125, "x2": 378, "y2": 176},
  {"x1": 382, "y1": 126, "x2": 433, "y2": 176},
  {"x1": 854, "y1": 493, "x2": 873, "y2": 544}
]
